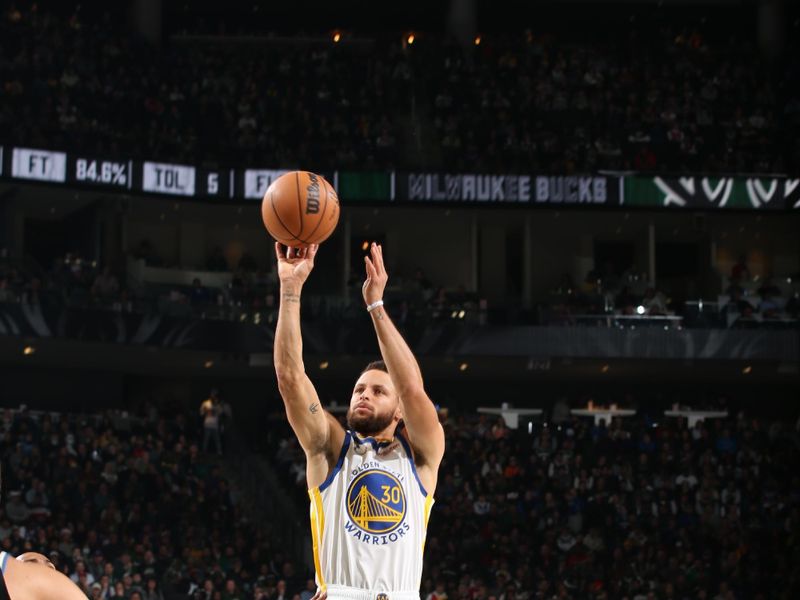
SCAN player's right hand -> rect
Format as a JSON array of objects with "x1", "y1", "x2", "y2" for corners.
[{"x1": 275, "y1": 243, "x2": 319, "y2": 287}]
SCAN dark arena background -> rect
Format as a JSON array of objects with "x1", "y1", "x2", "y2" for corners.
[{"x1": 1, "y1": 0, "x2": 799, "y2": 598}]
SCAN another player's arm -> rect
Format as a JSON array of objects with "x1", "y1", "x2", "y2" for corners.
[
  {"x1": 273, "y1": 244, "x2": 344, "y2": 484},
  {"x1": 363, "y1": 243, "x2": 445, "y2": 487}
]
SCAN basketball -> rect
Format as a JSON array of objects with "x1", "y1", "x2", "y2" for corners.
[{"x1": 261, "y1": 171, "x2": 340, "y2": 248}]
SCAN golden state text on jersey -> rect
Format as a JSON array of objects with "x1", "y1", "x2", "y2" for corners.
[{"x1": 345, "y1": 464, "x2": 410, "y2": 543}]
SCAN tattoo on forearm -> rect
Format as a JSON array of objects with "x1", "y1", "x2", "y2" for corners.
[
  {"x1": 309, "y1": 403, "x2": 319, "y2": 414},
  {"x1": 282, "y1": 293, "x2": 301, "y2": 303}
]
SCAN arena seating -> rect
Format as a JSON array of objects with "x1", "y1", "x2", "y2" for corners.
[
  {"x1": 0, "y1": 407, "x2": 306, "y2": 600},
  {"x1": 1, "y1": 5, "x2": 797, "y2": 174}
]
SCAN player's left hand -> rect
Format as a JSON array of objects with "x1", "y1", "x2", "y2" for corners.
[{"x1": 362, "y1": 242, "x2": 388, "y2": 306}]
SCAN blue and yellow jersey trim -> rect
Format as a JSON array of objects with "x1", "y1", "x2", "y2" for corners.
[
  {"x1": 318, "y1": 432, "x2": 351, "y2": 493},
  {"x1": 309, "y1": 431, "x2": 354, "y2": 594},
  {"x1": 396, "y1": 434, "x2": 428, "y2": 496},
  {"x1": 308, "y1": 488, "x2": 327, "y2": 595},
  {"x1": 422, "y1": 493, "x2": 435, "y2": 554}
]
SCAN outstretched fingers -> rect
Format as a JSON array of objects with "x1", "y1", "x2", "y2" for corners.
[
  {"x1": 364, "y1": 255, "x2": 378, "y2": 280},
  {"x1": 371, "y1": 243, "x2": 387, "y2": 278}
]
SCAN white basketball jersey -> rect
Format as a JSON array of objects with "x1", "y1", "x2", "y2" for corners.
[{"x1": 308, "y1": 431, "x2": 434, "y2": 600}]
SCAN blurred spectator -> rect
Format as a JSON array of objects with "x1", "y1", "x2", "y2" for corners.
[
  {"x1": 200, "y1": 388, "x2": 223, "y2": 454},
  {"x1": 92, "y1": 267, "x2": 120, "y2": 301},
  {"x1": 6, "y1": 490, "x2": 30, "y2": 523},
  {"x1": 641, "y1": 286, "x2": 668, "y2": 315},
  {"x1": 190, "y1": 278, "x2": 211, "y2": 306}
]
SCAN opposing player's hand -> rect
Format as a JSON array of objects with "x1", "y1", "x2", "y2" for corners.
[
  {"x1": 362, "y1": 242, "x2": 388, "y2": 306},
  {"x1": 275, "y1": 243, "x2": 318, "y2": 287}
]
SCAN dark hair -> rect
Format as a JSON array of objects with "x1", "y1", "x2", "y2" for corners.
[{"x1": 360, "y1": 360, "x2": 388, "y2": 375}]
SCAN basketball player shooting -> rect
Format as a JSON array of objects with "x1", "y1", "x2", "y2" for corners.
[{"x1": 274, "y1": 242, "x2": 445, "y2": 600}]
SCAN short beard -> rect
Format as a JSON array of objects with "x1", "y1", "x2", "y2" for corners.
[{"x1": 346, "y1": 409, "x2": 396, "y2": 437}]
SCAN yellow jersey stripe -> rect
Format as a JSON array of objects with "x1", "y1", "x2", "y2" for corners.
[
  {"x1": 308, "y1": 487, "x2": 327, "y2": 593},
  {"x1": 423, "y1": 494, "x2": 434, "y2": 528},
  {"x1": 421, "y1": 493, "x2": 435, "y2": 554}
]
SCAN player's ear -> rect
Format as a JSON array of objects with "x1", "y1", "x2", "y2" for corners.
[{"x1": 394, "y1": 406, "x2": 403, "y2": 422}]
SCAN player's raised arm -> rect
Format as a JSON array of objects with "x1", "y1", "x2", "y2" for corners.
[
  {"x1": 273, "y1": 244, "x2": 343, "y2": 482},
  {"x1": 362, "y1": 243, "x2": 445, "y2": 486}
]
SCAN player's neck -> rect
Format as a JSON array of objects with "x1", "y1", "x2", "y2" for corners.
[{"x1": 353, "y1": 426, "x2": 396, "y2": 443}]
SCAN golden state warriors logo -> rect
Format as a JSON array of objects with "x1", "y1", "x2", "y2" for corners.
[{"x1": 346, "y1": 470, "x2": 406, "y2": 534}]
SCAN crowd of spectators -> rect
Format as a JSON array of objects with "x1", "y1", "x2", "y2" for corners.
[
  {"x1": 4, "y1": 246, "x2": 796, "y2": 333},
  {"x1": 270, "y1": 405, "x2": 800, "y2": 599},
  {"x1": 543, "y1": 257, "x2": 800, "y2": 328},
  {"x1": 0, "y1": 251, "x2": 135, "y2": 312},
  {"x1": 2, "y1": 246, "x2": 483, "y2": 331},
  {"x1": 1, "y1": 4, "x2": 797, "y2": 173},
  {"x1": 0, "y1": 405, "x2": 311, "y2": 600},
  {"x1": 719, "y1": 256, "x2": 800, "y2": 327},
  {"x1": 0, "y1": 3, "x2": 409, "y2": 170},
  {"x1": 423, "y1": 29, "x2": 797, "y2": 174},
  {"x1": 0, "y1": 248, "x2": 278, "y2": 319}
]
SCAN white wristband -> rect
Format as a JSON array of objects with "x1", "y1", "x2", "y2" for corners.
[{"x1": 366, "y1": 300, "x2": 384, "y2": 313}]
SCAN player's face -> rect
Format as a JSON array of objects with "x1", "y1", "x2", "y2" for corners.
[{"x1": 347, "y1": 369, "x2": 400, "y2": 436}]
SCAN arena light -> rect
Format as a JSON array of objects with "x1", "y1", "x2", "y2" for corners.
[
  {"x1": 319, "y1": 361, "x2": 329, "y2": 370},
  {"x1": 742, "y1": 365, "x2": 752, "y2": 374},
  {"x1": 23, "y1": 346, "x2": 35, "y2": 356},
  {"x1": 361, "y1": 241, "x2": 369, "y2": 251},
  {"x1": 636, "y1": 305, "x2": 646, "y2": 315},
  {"x1": 459, "y1": 362, "x2": 468, "y2": 371},
  {"x1": 333, "y1": 31, "x2": 341, "y2": 43},
  {"x1": 601, "y1": 364, "x2": 610, "y2": 373},
  {"x1": 474, "y1": 36, "x2": 481, "y2": 46},
  {"x1": 406, "y1": 33, "x2": 415, "y2": 45},
  {"x1": 204, "y1": 360, "x2": 214, "y2": 369}
]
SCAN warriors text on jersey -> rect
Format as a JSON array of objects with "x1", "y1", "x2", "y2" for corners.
[{"x1": 308, "y1": 431, "x2": 434, "y2": 600}]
